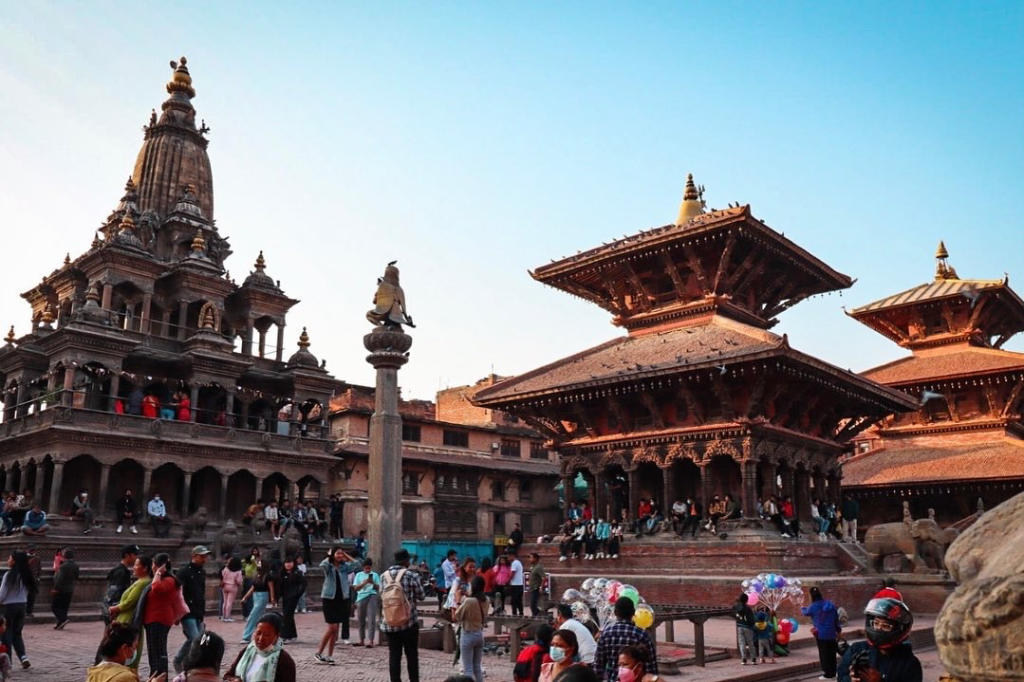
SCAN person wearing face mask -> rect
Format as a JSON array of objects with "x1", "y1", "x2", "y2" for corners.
[
  {"x1": 86, "y1": 623, "x2": 140, "y2": 682},
  {"x1": 73, "y1": 489, "x2": 97, "y2": 534},
  {"x1": 224, "y1": 612, "x2": 296, "y2": 682},
  {"x1": 616, "y1": 645, "x2": 660, "y2": 682},
  {"x1": 148, "y1": 493, "x2": 172, "y2": 538},
  {"x1": 540, "y1": 629, "x2": 581, "y2": 682}
]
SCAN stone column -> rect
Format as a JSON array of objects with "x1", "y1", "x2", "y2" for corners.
[
  {"x1": 33, "y1": 463, "x2": 46, "y2": 504},
  {"x1": 594, "y1": 471, "x2": 608, "y2": 520},
  {"x1": 189, "y1": 385, "x2": 200, "y2": 422},
  {"x1": 142, "y1": 467, "x2": 153, "y2": 505},
  {"x1": 140, "y1": 293, "x2": 152, "y2": 334},
  {"x1": 761, "y1": 460, "x2": 776, "y2": 502},
  {"x1": 225, "y1": 391, "x2": 235, "y2": 427},
  {"x1": 219, "y1": 473, "x2": 230, "y2": 520},
  {"x1": 98, "y1": 463, "x2": 111, "y2": 518},
  {"x1": 108, "y1": 373, "x2": 121, "y2": 412},
  {"x1": 101, "y1": 284, "x2": 113, "y2": 311},
  {"x1": 182, "y1": 471, "x2": 193, "y2": 516},
  {"x1": 258, "y1": 330, "x2": 267, "y2": 359},
  {"x1": 562, "y1": 474, "x2": 575, "y2": 512},
  {"x1": 797, "y1": 471, "x2": 813, "y2": 523},
  {"x1": 177, "y1": 301, "x2": 189, "y2": 340},
  {"x1": 48, "y1": 460, "x2": 65, "y2": 516},
  {"x1": 242, "y1": 319, "x2": 255, "y2": 356},
  {"x1": 699, "y1": 464, "x2": 710, "y2": 519},
  {"x1": 161, "y1": 311, "x2": 171, "y2": 337},
  {"x1": 661, "y1": 463, "x2": 675, "y2": 513},
  {"x1": 364, "y1": 324, "x2": 412, "y2": 570},
  {"x1": 14, "y1": 384, "x2": 28, "y2": 418},
  {"x1": 276, "y1": 323, "x2": 286, "y2": 363},
  {"x1": 626, "y1": 468, "x2": 639, "y2": 521},
  {"x1": 741, "y1": 460, "x2": 758, "y2": 518}
]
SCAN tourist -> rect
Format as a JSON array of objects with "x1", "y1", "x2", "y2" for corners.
[
  {"x1": 670, "y1": 499, "x2": 687, "y2": 533},
  {"x1": 276, "y1": 401, "x2": 293, "y2": 435},
  {"x1": 11, "y1": 490, "x2": 31, "y2": 530},
  {"x1": 781, "y1": 496, "x2": 801, "y2": 538},
  {"x1": 176, "y1": 389, "x2": 191, "y2": 421},
  {"x1": 315, "y1": 503, "x2": 330, "y2": 541},
  {"x1": 594, "y1": 597, "x2": 658, "y2": 682},
  {"x1": 442, "y1": 549, "x2": 459, "y2": 600},
  {"x1": 645, "y1": 501, "x2": 663, "y2": 535},
  {"x1": 753, "y1": 611, "x2": 776, "y2": 664},
  {"x1": 554, "y1": 604, "x2": 597, "y2": 664},
  {"x1": 264, "y1": 500, "x2": 280, "y2": 540},
  {"x1": 801, "y1": 586, "x2": 841, "y2": 680},
  {"x1": 127, "y1": 386, "x2": 144, "y2": 416},
  {"x1": 221, "y1": 557, "x2": 243, "y2": 622},
  {"x1": 682, "y1": 498, "x2": 702, "y2": 538},
  {"x1": 380, "y1": 548, "x2": 426, "y2": 682},
  {"x1": 445, "y1": 557, "x2": 478, "y2": 618},
  {"x1": 841, "y1": 494, "x2": 860, "y2": 543},
  {"x1": 314, "y1": 545, "x2": 360, "y2": 663},
  {"x1": 765, "y1": 496, "x2": 791, "y2": 538},
  {"x1": 0, "y1": 551, "x2": 36, "y2": 669},
  {"x1": 634, "y1": 499, "x2": 651, "y2": 535},
  {"x1": 581, "y1": 502, "x2": 593, "y2": 521},
  {"x1": 278, "y1": 555, "x2": 306, "y2": 643},
  {"x1": 541, "y1": 628, "x2": 583, "y2": 682},
  {"x1": 492, "y1": 555, "x2": 511, "y2": 615},
  {"x1": 433, "y1": 562, "x2": 447, "y2": 610},
  {"x1": 241, "y1": 548, "x2": 261, "y2": 619},
  {"x1": 72, "y1": 488, "x2": 98, "y2": 534},
  {"x1": 51, "y1": 547, "x2": 79, "y2": 629},
  {"x1": 478, "y1": 557, "x2": 495, "y2": 608},
  {"x1": 508, "y1": 522, "x2": 525, "y2": 555},
  {"x1": 86, "y1": 622, "x2": 139, "y2": 682},
  {"x1": 513, "y1": 623, "x2": 553, "y2": 682},
  {"x1": 148, "y1": 492, "x2": 172, "y2": 538},
  {"x1": 105, "y1": 555, "x2": 151, "y2": 672},
  {"x1": 617, "y1": 644, "x2": 661, "y2": 682},
  {"x1": 873, "y1": 578, "x2": 903, "y2": 601},
  {"x1": 557, "y1": 521, "x2": 575, "y2": 561},
  {"x1": 354, "y1": 558, "x2": 381, "y2": 647},
  {"x1": 143, "y1": 553, "x2": 179, "y2": 678},
  {"x1": 159, "y1": 392, "x2": 176, "y2": 420},
  {"x1": 21, "y1": 502, "x2": 48, "y2": 536},
  {"x1": 295, "y1": 554, "x2": 309, "y2": 613},
  {"x1": 172, "y1": 545, "x2": 211, "y2": 674},
  {"x1": 812, "y1": 498, "x2": 829, "y2": 539},
  {"x1": 304, "y1": 500, "x2": 320, "y2": 545},
  {"x1": 706, "y1": 495, "x2": 725, "y2": 535},
  {"x1": 732, "y1": 591, "x2": 756, "y2": 665},
  {"x1": 141, "y1": 392, "x2": 159, "y2": 419},
  {"x1": 529, "y1": 553, "x2": 546, "y2": 616},
  {"x1": 568, "y1": 502, "x2": 581, "y2": 522},
  {"x1": 354, "y1": 529, "x2": 368, "y2": 559},
  {"x1": 837, "y1": 598, "x2": 921, "y2": 682},
  {"x1": 0, "y1": 493, "x2": 12, "y2": 536},
  {"x1": 328, "y1": 494, "x2": 343, "y2": 540},
  {"x1": 455, "y1": 575, "x2": 488, "y2": 682},
  {"x1": 24, "y1": 545, "x2": 41, "y2": 617},
  {"x1": 240, "y1": 554, "x2": 277, "y2": 645},
  {"x1": 724, "y1": 494, "x2": 740, "y2": 520},
  {"x1": 171, "y1": 629, "x2": 225, "y2": 682},
  {"x1": 593, "y1": 517, "x2": 609, "y2": 558},
  {"x1": 825, "y1": 503, "x2": 840, "y2": 540},
  {"x1": 115, "y1": 488, "x2": 138, "y2": 534},
  {"x1": 584, "y1": 520, "x2": 600, "y2": 559},
  {"x1": 224, "y1": 612, "x2": 297, "y2": 682},
  {"x1": 242, "y1": 499, "x2": 263, "y2": 536},
  {"x1": 278, "y1": 500, "x2": 294, "y2": 533},
  {"x1": 572, "y1": 521, "x2": 587, "y2": 557},
  {"x1": 507, "y1": 548, "x2": 526, "y2": 617},
  {"x1": 608, "y1": 519, "x2": 622, "y2": 558}
]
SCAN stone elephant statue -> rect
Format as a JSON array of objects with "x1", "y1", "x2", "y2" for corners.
[{"x1": 864, "y1": 518, "x2": 958, "y2": 573}]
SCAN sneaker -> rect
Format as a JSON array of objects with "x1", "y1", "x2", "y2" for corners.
[
  {"x1": 314, "y1": 653, "x2": 328, "y2": 663},
  {"x1": 612, "y1": 554, "x2": 618, "y2": 559},
  {"x1": 20, "y1": 659, "x2": 29, "y2": 669},
  {"x1": 116, "y1": 525, "x2": 123, "y2": 533},
  {"x1": 55, "y1": 620, "x2": 68, "y2": 630},
  {"x1": 326, "y1": 656, "x2": 336, "y2": 665},
  {"x1": 559, "y1": 556, "x2": 566, "y2": 562},
  {"x1": 342, "y1": 639, "x2": 350, "y2": 645},
  {"x1": 83, "y1": 528, "x2": 91, "y2": 535},
  {"x1": 131, "y1": 526, "x2": 138, "y2": 534},
  {"x1": 819, "y1": 677, "x2": 835, "y2": 680},
  {"x1": 240, "y1": 639, "x2": 250, "y2": 644},
  {"x1": 741, "y1": 661, "x2": 748, "y2": 666},
  {"x1": 781, "y1": 533, "x2": 791, "y2": 538}
]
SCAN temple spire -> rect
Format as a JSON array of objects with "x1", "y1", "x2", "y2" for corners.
[
  {"x1": 167, "y1": 56, "x2": 196, "y2": 99},
  {"x1": 675, "y1": 173, "x2": 706, "y2": 226},
  {"x1": 935, "y1": 240, "x2": 958, "y2": 280}
]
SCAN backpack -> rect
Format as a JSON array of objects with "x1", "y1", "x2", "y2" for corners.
[
  {"x1": 513, "y1": 643, "x2": 543, "y2": 682},
  {"x1": 381, "y1": 569, "x2": 413, "y2": 627}
]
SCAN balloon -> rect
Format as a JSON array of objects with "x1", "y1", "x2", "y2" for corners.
[
  {"x1": 741, "y1": 580, "x2": 750, "y2": 589},
  {"x1": 746, "y1": 591, "x2": 759, "y2": 606},
  {"x1": 766, "y1": 573, "x2": 776, "y2": 588},
  {"x1": 618, "y1": 584, "x2": 637, "y2": 601},
  {"x1": 581, "y1": 578, "x2": 596, "y2": 592},
  {"x1": 775, "y1": 576, "x2": 787, "y2": 589},
  {"x1": 562, "y1": 589, "x2": 584, "y2": 604},
  {"x1": 776, "y1": 631, "x2": 790, "y2": 646},
  {"x1": 588, "y1": 587, "x2": 604, "y2": 608},
  {"x1": 788, "y1": 618, "x2": 799, "y2": 633},
  {"x1": 751, "y1": 579, "x2": 764, "y2": 593},
  {"x1": 571, "y1": 601, "x2": 591, "y2": 622},
  {"x1": 633, "y1": 603, "x2": 655, "y2": 629},
  {"x1": 605, "y1": 581, "x2": 623, "y2": 603},
  {"x1": 594, "y1": 578, "x2": 609, "y2": 591},
  {"x1": 619, "y1": 587, "x2": 640, "y2": 606},
  {"x1": 778, "y1": 619, "x2": 792, "y2": 634}
]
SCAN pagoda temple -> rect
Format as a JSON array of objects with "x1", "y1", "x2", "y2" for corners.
[
  {"x1": 474, "y1": 175, "x2": 916, "y2": 531},
  {"x1": 843, "y1": 243, "x2": 1024, "y2": 526},
  {"x1": 0, "y1": 57, "x2": 340, "y2": 540}
]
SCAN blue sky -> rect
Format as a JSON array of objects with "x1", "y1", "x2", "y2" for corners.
[{"x1": 1, "y1": 1, "x2": 1021, "y2": 399}]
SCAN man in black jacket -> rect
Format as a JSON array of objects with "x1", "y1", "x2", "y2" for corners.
[
  {"x1": 838, "y1": 598, "x2": 922, "y2": 682},
  {"x1": 104, "y1": 544, "x2": 140, "y2": 622},
  {"x1": 115, "y1": 489, "x2": 138, "y2": 535},
  {"x1": 172, "y1": 545, "x2": 210, "y2": 674},
  {"x1": 51, "y1": 548, "x2": 79, "y2": 629}
]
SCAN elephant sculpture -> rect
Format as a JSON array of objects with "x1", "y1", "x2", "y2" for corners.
[{"x1": 864, "y1": 516, "x2": 958, "y2": 573}]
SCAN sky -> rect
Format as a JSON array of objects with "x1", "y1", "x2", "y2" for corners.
[{"x1": 0, "y1": 1, "x2": 1022, "y2": 401}]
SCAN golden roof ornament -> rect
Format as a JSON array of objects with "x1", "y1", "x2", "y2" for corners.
[
  {"x1": 675, "y1": 173, "x2": 706, "y2": 226},
  {"x1": 91, "y1": 232, "x2": 103, "y2": 249},
  {"x1": 4, "y1": 326, "x2": 15, "y2": 345},
  {"x1": 935, "y1": 240, "x2": 959, "y2": 280},
  {"x1": 191, "y1": 228, "x2": 206, "y2": 254},
  {"x1": 63, "y1": 253, "x2": 71, "y2": 266},
  {"x1": 255, "y1": 250, "x2": 266, "y2": 271},
  {"x1": 41, "y1": 305, "x2": 55, "y2": 326},
  {"x1": 167, "y1": 56, "x2": 196, "y2": 99},
  {"x1": 298, "y1": 327, "x2": 311, "y2": 349}
]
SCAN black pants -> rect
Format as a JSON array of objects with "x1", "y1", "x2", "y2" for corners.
[
  {"x1": 386, "y1": 624, "x2": 419, "y2": 682},
  {"x1": 1, "y1": 602, "x2": 26, "y2": 661},
  {"x1": 51, "y1": 591, "x2": 72, "y2": 623},
  {"x1": 151, "y1": 517, "x2": 172, "y2": 538},
  {"x1": 241, "y1": 578, "x2": 254, "y2": 618},
  {"x1": 145, "y1": 622, "x2": 171, "y2": 676},
  {"x1": 683, "y1": 517, "x2": 701, "y2": 537},
  {"x1": 25, "y1": 590, "x2": 35, "y2": 617},
  {"x1": 330, "y1": 517, "x2": 343, "y2": 539},
  {"x1": 282, "y1": 596, "x2": 299, "y2": 640},
  {"x1": 816, "y1": 638, "x2": 838, "y2": 678},
  {"x1": 607, "y1": 537, "x2": 620, "y2": 556},
  {"x1": 530, "y1": 589, "x2": 541, "y2": 616},
  {"x1": 508, "y1": 586, "x2": 524, "y2": 616}
]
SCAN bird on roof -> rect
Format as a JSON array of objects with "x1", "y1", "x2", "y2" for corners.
[
  {"x1": 920, "y1": 389, "x2": 945, "y2": 405},
  {"x1": 716, "y1": 365, "x2": 727, "y2": 375},
  {"x1": 961, "y1": 285, "x2": 981, "y2": 309}
]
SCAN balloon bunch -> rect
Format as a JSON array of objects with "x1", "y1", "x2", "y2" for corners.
[
  {"x1": 775, "y1": 616, "x2": 799, "y2": 646},
  {"x1": 567, "y1": 577, "x2": 654, "y2": 630},
  {"x1": 741, "y1": 573, "x2": 805, "y2": 612}
]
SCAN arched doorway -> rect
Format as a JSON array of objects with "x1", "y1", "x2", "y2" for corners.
[
  {"x1": 60, "y1": 455, "x2": 102, "y2": 509},
  {"x1": 669, "y1": 458, "x2": 700, "y2": 503},
  {"x1": 633, "y1": 462, "x2": 664, "y2": 510},
  {"x1": 262, "y1": 473, "x2": 290, "y2": 504},
  {"x1": 297, "y1": 475, "x2": 321, "y2": 504},
  {"x1": 109, "y1": 459, "x2": 146, "y2": 517},
  {"x1": 707, "y1": 455, "x2": 741, "y2": 500},
  {"x1": 152, "y1": 463, "x2": 186, "y2": 516},
  {"x1": 227, "y1": 470, "x2": 257, "y2": 520},
  {"x1": 189, "y1": 466, "x2": 222, "y2": 516}
]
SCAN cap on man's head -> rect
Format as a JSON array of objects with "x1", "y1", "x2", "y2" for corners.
[
  {"x1": 122, "y1": 544, "x2": 141, "y2": 557},
  {"x1": 191, "y1": 545, "x2": 212, "y2": 556}
]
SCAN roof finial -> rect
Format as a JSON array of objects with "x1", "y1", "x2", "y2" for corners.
[
  {"x1": 167, "y1": 56, "x2": 196, "y2": 99},
  {"x1": 63, "y1": 253, "x2": 71, "y2": 266},
  {"x1": 298, "y1": 327, "x2": 311, "y2": 349},
  {"x1": 935, "y1": 240, "x2": 958, "y2": 280},
  {"x1": 191, "y1": 228, "x2": 206, "y2": 255},
  {"x1": 40, "y1": 305, "x2": 55, "y2": 327},
  {"x1": 91, "y1": 232, "x2": 103, "y2": 250},
  {"x1": 675, "y1": 172, "x2": 706, "y2": 226},
  {"x1": 255, "y1": 250, "x2": 266, "y2": 271},
  {"x1": 5, "y1": 326, "x2": 15, "y2": 345}
]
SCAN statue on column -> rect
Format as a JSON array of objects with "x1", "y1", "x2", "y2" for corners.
[{"x1": 366, "y1": 261, "x2": 415, "y2": 329}]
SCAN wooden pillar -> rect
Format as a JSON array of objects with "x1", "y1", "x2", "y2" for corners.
[
  {"x1": 219, "y1": 472, "x2": 230, "y2": 520},
  {"x1": 142, "y1": 467, "x2": 153, "y2": 506},
  {"x1": 225, "y1": 391, "x2": 235, "y2": 427},
  {"x1": 693, "y1": 617, "x2": 708, "y2": 667},
  {"x1": 140, "y1": 293, "x2": 152, "y2": 334},
  {"x1": 33, "y1": 463, "x2": 46, "y2": 505},
  {"x1": 98, "y1": 462, "x2": 111, "y2": 519},
  {"x1": 626, "y1": 468, "x2": 640, "y2": 521},
  {"x1": 108, "y1": 373, "x2": 121, "y2": 412},
  {"x1": 275, "y1": 323, "x2": 286, "y2": 363},
  {"x1": 258, "y1": 329, "x2": 267, "y2": 359},
  {"x1": 797, "y1": 470, "x2": 813, "y2": 523},
  {"x1": 48, "y1": 460, "x2": 65, "y2": 516},
  {"x1": 101, "y1": 283, "x2": 113, "y2": 311},
  {"x1": 594, "y1": 471, "x2": 608, "y2": 520},
  {"x1": 161, "y1": 311, "x2": 171, "y2": 337},
  {"x1": 182, "y1": 471, "x2": 192, "y2": 516},
  {"x1": 761, "y1": 460, "x2": 776, "y2": 501},
  {"x1": 741, "y1": 460, "x2": 758, "y2": 518},
  {"x1": 699, "y1": 464, "x2": 710, "y2": 519},
  {"x1": 189, "y1": 385, "x2": 200, "y2": 423},
  {"x1": 14, "y1": 384, "x2": 28, "y2": 418},
  {"x1": 562, "y1": 474, "x2": 574, "y2": 512},
  {"x1": 177, "y1": 301, "x2": 189, "y2": 340},
  {"x1": 661, "y1": 463, "x2": 675, "y2": 514}
]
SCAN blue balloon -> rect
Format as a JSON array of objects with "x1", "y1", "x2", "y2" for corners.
[
  {"x1": 766, "y1": 573, "x2": 777, "y2": 588},
  {"x1": 751, "y1": 579, "x2": 764, "y2": 593},
  {"x1": 789, "y1": 618, "x2": 799, "y2": 633}
]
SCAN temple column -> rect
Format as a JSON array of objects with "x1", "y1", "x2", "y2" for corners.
[
  {"x1": 761, "y1": 461, "x2": 776, "y2": 501},
  {"x1": 177, "y1": 301, "x2": 189, "y2": 340},
  {"x1": 562, "y1": 474, "x2": 574, "y2": 515},
  {"x1": 242, "y1": 319, "x2": 254, "y2": 356},
  {"x1": 225, "y1": 391, "x2": 235, "y2": 427},
  {"x1": 241, "y1": 399, "x2": 250, "y2": 429},
  {"x1": 797, "y1": 471, "x2": 813, "y2": 523},
  {"x1": 140, "y1": 293, "x2": 152, "y2": 334},
  {"x1": 108, "y1": 373, "x2": 121, "y2": 412},
  {"x1": 661, "y1": 463, "x2": 675, "y2": 513},
  {"x1": 276, "y1": 323, "x2": 286, "y2": 363},
  {"x1": 626, "y1": 467, "x2": 640, "y2": 521},
  {"x1": 161, "y1": 311, "x2": 171, "y2": 337},
  {"x1": 14, "y1": 384, "x2": 28, "y2": 418},
  {"x1": 594, "y1": 471, "x2": 608, "y2": 520},
  {"x1": 219, "y1": 473, "x2": 229, "y2": 520},
  {"x1": 182, "y1": 471, "x2": 192, "y2": 516},
  {"x1": 48, "y1": 460, "x2": 65, "y2": 516},
  {"x1": 101, "y1": 284, "x2": 113, "y2": 311},
  {"x1": 33, "y1": 463, "x2": 46, "y2": 505},
  {"x1": 189, "y1": 385, "x2": 199, "y2": 423},
  {"x1": 741, "y1": 460, "x2": 758, "y2": 518},
  {"x1": 142, "y1": 467, "x2": 153, "y2": 505},
  {"x1": 258, "y1": 329, "x2": 267, "y2": 359},
  {"x1": 98, "y1": 462, "x2": 111, "y2": 519},
  {"x1": 699, "y1": 463, "x2": 710, "y2": 520}
]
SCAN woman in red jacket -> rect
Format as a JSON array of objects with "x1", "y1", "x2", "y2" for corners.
[{"x1": 142, "y1": 553, "x2": 179, "y2": 678}]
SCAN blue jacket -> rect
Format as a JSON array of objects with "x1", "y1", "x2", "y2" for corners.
[
  {"x1": 320, "y1": 558, "x2": 362, "y2": 600},
  {"x1": 802, "y1": 599, "x2": 840, "y2": 641}
]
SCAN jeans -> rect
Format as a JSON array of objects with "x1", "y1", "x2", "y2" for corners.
[
  {"x1": 737, "y1": 626, "x2": 755, "y2": 662},
  {"x1": 357, "y1": 594, "x2": 380, "y2": 644},
  {"x1": 460, "y1": 629, "x2": 484, "y2": 682},
  {"x1": 842, "y1": 518, "x2": 858, "y2": 542},
  {"x1": 242, "y1": 591, "x2": 269, "y2": 641},
  {"x1": 173, "y1": 616, "x2": 202, "y2": 669},
  {"x1": 386, "y1": 625, "x2": 419, "y2": 682},
  {"x1": 756, "y1": 637, "x2": 772, "y2": 659},
  {"x1": 1, "y1": 602, "x2": 26, "y2": 661}
]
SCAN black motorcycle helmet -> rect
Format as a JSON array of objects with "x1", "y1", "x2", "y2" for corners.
[{"x1": 864, "y1": 597, "x2": 913, "y2": 649}]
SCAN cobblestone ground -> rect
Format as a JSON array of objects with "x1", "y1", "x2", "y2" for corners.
[{"x1": 15, "y1": 613, "x2": 514, "y2": 682}]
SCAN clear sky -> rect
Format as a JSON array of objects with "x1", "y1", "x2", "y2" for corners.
[{"x1": 1, "y1": 1, "x2": 1021, "y2": 400}]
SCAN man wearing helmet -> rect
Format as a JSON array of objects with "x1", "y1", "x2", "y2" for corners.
[{"x1": 837, "y1": 598, "x2": 922, "y2": 682}]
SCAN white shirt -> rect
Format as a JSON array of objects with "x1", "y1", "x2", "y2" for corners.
[
  {"x1": 244, "y1": 652, "x2": 269, "y2": 681},
  {"x1": 559, "y1": 618, "x2": 597, "y2": 664},
  {"x1": 672, "y1": 501, "x2": 687, "y2": 514},
  {"x1": 811, "y1": 505, "x2": 821, "y2": 519},
  {"x1": 509, "y1": 559, "x2": 524, "y2": 587},
  {"x1": 443, "y1": 559, "x2": 458, "y2": 589},
  {"x1": 265, "y1": 506, "x2": 279, "y2": 522}
]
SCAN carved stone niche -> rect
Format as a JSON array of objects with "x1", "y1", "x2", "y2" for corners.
[{"x1": 935, "y1": 491, "x2": 1024, "y2": 681}]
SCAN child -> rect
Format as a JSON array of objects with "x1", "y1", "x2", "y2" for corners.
[
  {"x1": 0, "y1": 616, "x2": 10, "y2": 682},
  {"x1": 753, "y1": 611, "x2": 776, "y2": 663},
  {"x1": 295, "y1": 555, "x2": 309, "y2": 613}
]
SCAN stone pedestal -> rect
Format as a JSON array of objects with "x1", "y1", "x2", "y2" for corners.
[{"x1": 364, "y1": 326, "x2": 412, "y2": 570}]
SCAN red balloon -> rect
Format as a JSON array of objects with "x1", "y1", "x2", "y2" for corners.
[
  {"x1": 779, "y1": 619, "x2": 793, "y2": 634},
  {"x1": 776, "y1": 631, "x2": 791, "y2": 646}
]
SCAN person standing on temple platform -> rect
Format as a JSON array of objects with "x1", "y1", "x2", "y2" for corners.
[
  {"x1": 73, "y1": 489, "x2": 99, "y2": 534},
  {"x1": 328, "y1": 495, "x2": 344, "y2": 540},
  {"x1": 841, "y1": 495, "x2": 860, "y2": 544},
  {"x1": 141, "y1": 392, "x2": 159, "y2": 419},
  {"x1": 528, "y1": 553, "x2": 545, "y2": 616},
  {"x1": 51, "y1": 547, "x2": 79, "y2": 630},
  {"x1": 176, "y1": 390, "x2": 191, "y2": 422},
  {"x1": 172, "y1": 546, "x2": 210, "y2": 675},
  {"x1": 115, "y1": 489, "x2": 138, "y2": 535},
  {"x1": 127, "y1": 386, "x2": 144, "y2": 416},
  {"x1": 159, "y1": 392, "x2": 176, "y2": 421},
  {"x1": 508, "y1": 523, "x2": 524, "y2": 555},
  {"x1": 812, "y1": 499, "x2": 829, "y2": 539},
  {"x1": 507, "y1": 549, "x2": 525, "y2": 617},
  {"x1": 276, "y1": 402, "x2": 294, "y2": 436},
  {"x1": 148, "y1": 493, "x2": 172, "y2": 538}
]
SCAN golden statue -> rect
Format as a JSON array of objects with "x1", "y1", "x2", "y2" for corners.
[{"x1": 367, "y1": 261, "x2": 415, "y2": 329}]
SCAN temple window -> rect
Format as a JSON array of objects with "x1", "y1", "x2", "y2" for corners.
[
  {"x1": 402, "y1": 423, "x2": 421, "y2": 442},
  {"x1": 443, "y1": 429, "x2": 469, "y2": 448},
  {"x1": 491, "y1": 480, "x2": 505, "y2": 501},
  {"x1": 402, "y1": 505, "x2": 417, "y2": 533},
  {"x1": 402, "y1": 471, "x2": 419, "y2": 495},
  {"x1": 500, "y1": 438, "x2": 521, "y2": 458},
  {"x1": 493, "y1": 511, "x2": 506, "y2": 534},
  {"x1": 519, "y1": 479, "x2": 534, "y2": 501},
  {"x1": 530, "y1": 442, "x2": 548, "y2": 460}
]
